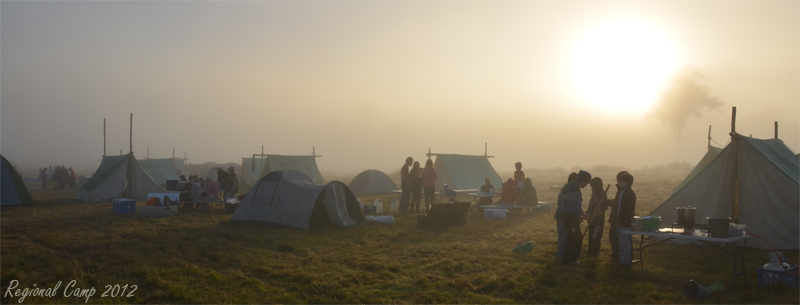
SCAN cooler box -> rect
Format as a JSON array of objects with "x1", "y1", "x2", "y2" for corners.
[
  {"x1": 642, "y1": 216, "x2": 661, "y2": 232},
  {"x1": 165, "y1": 179, "x2": 179, "y2": 191},
  {"x1": 112, "y1": 199, "x2": 136, "y2": 214},
  {"x1": 137, "y1": 205, "x2": 178, "y2": 218},
  {"x1": 363, "y1": 205, "x2": 377, "y2": 215}
]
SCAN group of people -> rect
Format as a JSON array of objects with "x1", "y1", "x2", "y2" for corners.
[
  {"x1": 400, "y1": 157, "x2": 437, "y2": 214},
  {"x1": 398, "y1": 158, "x2": 540, "y2": 214},
  {"x1": 478, "y1": 162, "x2": 539, "y2": 207},
  {"x1": 177, "y1": 166, "x2": 239, "y2": 209},
  {"x1": 38, "y1": 165, "x2": 76, "y2": 190},
  {"x1": 555, "y1": 170, "x2": 636, "y2": 268}
]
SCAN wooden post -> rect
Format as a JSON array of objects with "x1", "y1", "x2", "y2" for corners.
[
  {"x1": 125, "y1": 113, "x2": 133, "y2": 198},
  {"x1": 103, "y1": 118, "x2": 106, "y2": 157},
  {"x1": 729, "y1": 107, "x2": 739, "y2": 223},
  {"x1": 775, "y1": 121, "x2": 778, "y2": 139},
  {"x1": 730, "y1": 107, "x2": 737, "y2": 135},
  {"x1": 707, "y1": 125, "x2": 712, "y2": 147},
  {"x1": 484, "y1": 142, "x2": 494, "y2": 158},
  {"x1": 147, "y1": 145, "x2": 149, "y2": 159},
  {"x1": 129, "y1": 113, "x2": 133, "y2": 154}
]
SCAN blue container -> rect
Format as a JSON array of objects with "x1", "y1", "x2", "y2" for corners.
[
  {"x1": 112, "y1": 199, "x2": 136, "y2": 214},
  {"x1": 757, "y1": 264, "x2": 799, "y2": 288}
]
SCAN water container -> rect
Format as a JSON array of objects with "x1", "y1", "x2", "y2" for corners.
[
  {"x1": 390, "y1": 199, "x2": 398, "y2": 213},
  {"x1": 374, "y1": 199, "x2": 383, "y2": 214},
  {"x1": 707, "y1": 217, "x2": 731, "y2": 238}
]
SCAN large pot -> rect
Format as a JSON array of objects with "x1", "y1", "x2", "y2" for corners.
[{"x1": 677, "y1": 206, "x2": 696, "y2": 227}]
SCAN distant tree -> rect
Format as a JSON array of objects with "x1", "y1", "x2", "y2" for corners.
[{"x1": 649, "y1": 67, "x2": 723, "y2": 156}]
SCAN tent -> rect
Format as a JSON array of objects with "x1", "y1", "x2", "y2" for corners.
[
  {"x1": 673, "y1": 145, "x2": 723, "y2": 193},
  {"x1": 138, "y1": 158, "x2": 183, "y2": 186},
  {"x1": 76, "y1": 153, "x2": 165, "y2": 202},
  {"x1": 232, "y1": 169, "x2": 363, "y2": 230},
  {"x1": 649, "y1": 135, "x2": 799, "y2": 250},
  {"x1": 241, "y1": 157, "x2": 268, "y2": 187},
  {"x1": 248, "y1": 155, "x2": 325, "y2": 185},
  {"x1": 203, "y1": 167, "x2": 248, "y2": 190},
  {"x1": 1, "y1": 155, "x2": 34, "y2": 206},
  {"x1": 433, "y1": 154, "x2": 502, "y2": 191},
  {"x1": 348, "y1": 169, "x2": 398, "y2": 195}
]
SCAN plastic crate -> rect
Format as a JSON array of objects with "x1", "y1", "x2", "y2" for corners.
[
  {"x1": 756, "y1": 264, "x2": 799, "y2": 288},
  {"x1": 642, "y1": 216, "x2": 661, "y2": 232},
  {"x1": 112, "y1": 199, "x2": 136, "y2": 214}
]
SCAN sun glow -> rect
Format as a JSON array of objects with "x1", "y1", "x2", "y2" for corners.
[{"x1": 571, "y1": 20, "x2": 677, "y2": 113}]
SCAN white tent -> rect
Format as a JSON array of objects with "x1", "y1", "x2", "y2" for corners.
[
  {"x1": 232, "y1": 170, "x2": 363, "y2": 230},
  {"x1": 77, "y1": 154, "x2": 165, "y2": 202},
  {"x1": 348, "y1": 169, "x2": 398, "y2": 195},
  {"x1": 673, "y1": 145, "x2": 723, "y2": 193},
  {"x1": 650, "y1": 135, "x2": 799, "y2": 250}
]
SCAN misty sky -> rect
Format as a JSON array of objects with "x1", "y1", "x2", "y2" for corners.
[{"x1": 1, "y1": 0, "x2": 798, "y2": 178}]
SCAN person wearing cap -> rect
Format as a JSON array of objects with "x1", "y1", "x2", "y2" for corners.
[
  {"x1": 555, "y1": 172, "x2": 577, "y2": 259},
  {"x1": 607, "y1": 171, "x2": 629, "y2": 261},
  {"x1": 561, "y1": 170, "x2": 591, "y2": 266},
  {"x1": 613, "y1": 172, "x2": 636, "y2": 268}
]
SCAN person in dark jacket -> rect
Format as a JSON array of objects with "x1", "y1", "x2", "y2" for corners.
[
  {"x1": 561, "y1": 170, "x2": 591, "y2": 266},
  {"x1": 607, "y1": 171, "x2": 629, "y2": 261},
  {"x1": 555, "y1": 172, "x2": 577, "y2": 259},
  {"x1": 478, "y1": 177, "x2": 495, "y2": 206},
  {"x1": 409, "y1": 161, "x2": 423, "y2": 213},
  {"x1": 612, "y1": 172, "x2": 636, "y2": 268},
  {"x1": 516, "y1": 178, "x2": 538, "y2": 206},
  {"x1": 586, "y1": 177, "x2": 609, "y2": 256},
  {"x1": 400, "y1": 157, "x2": 413, "y2": 214}
]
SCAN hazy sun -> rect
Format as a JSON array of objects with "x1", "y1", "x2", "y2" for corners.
[{"x1": 571, "y1": 20, "x2": 677, "y2": 113}]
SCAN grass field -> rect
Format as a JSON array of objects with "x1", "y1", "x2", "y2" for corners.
[{"x1": 2, "y1": 168, "x2": 798, "y2": 304}]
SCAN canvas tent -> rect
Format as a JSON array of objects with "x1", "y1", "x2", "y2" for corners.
[
  {"x1": 246, "y1": 155, "x2": 325, "y2": 185},
  {"x1": 77, "y1": 153, "x2": 165, "y2": 202},
  {"x1": 242, "y1": 157, "x2": 268, "y2": 187},
  {"x1": 1, "y1": 155, "x2": 34, "y2": 206},
  {"x1": 649, "y1": 135, "x2": 799, "y2": 250},
  {"x1": 232, "y1": 169, "x2": 363, "y2": 230},
  {"x1": 433, "y1": 154, "x2": 502, "y2": 191},
  {"x1": 138, "y1": 158, "x2": 183, "y2": 186},
  {"x1": 673, "y1": 145, "x2": 723, "y2": 193},
  {"x1": 348, "y1": 169, "x2": 399, "y2": 195}
]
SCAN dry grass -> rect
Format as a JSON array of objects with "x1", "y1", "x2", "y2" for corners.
[{"x1": 2, "y1": 169, "x2": 798, "y2": 304}]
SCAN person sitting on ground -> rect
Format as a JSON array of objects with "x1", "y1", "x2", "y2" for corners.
[
  {"x1": 478, "y1": 177, "x2": 495, "y2": 206},
  {"x1": 516, "y1": 178, "x2": 538, "y2": 206},
  {"x1": 496, "y1": 178, "x2": 519, "y2": 206}
]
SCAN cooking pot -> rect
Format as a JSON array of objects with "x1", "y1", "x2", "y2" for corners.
[{"x1": 677, "y1": 206, "x2": 696, "y2": 227}]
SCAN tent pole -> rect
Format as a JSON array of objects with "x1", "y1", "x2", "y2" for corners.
[
  {"x1": 125, "y1": 113, "x2": 133, "y2": 198},
  {"x1": 775, "y1": 121, "x2": 778, "y2": 139},
  {"x1": 103, "y1": 118, "x2": 106, "y2": 157},
  {"x1": 707, "y1": 125, "x2": 712, "y2": 147},
  {"x1": 147, "y1": 145, "x2": 149, "y2": 159},
  {"x1": 729, "y1": 108, "x2": 739, "y2": 223}
]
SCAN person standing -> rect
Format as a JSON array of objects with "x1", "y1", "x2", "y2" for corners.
[
  {"x1": 399, "y1": 157, "x2": 413, "y2": 214},
  {"x1": 421, "y1": 159, "x2": 437, "y2": 213},
  {"x1": 561, "y1": 170, "x2": 591, "y2": 266},
  {"x1": 227, "y1": 166, "x2": 239, "y2": 198},
  {"x1": 614, "y1": 173, "x2": 636, "y2": 268},
  {"x1": 586, "y1": 177, "x2": 609, "y2": 256},
  {"x1": 409, "y1": 161, "x2": 423, "y2": 213},
  {"x1": 514, "y1": 162, "x2": 525, "y2": 191},
  {"x1": 555, "y1": 172, "x2": 577, "y2": 259},
  {"x1": 39, "y1": 167, "x2": 48, "y2": 190},
  {"x1": 217, "y1": 168, "x2": 230, "y2": 198},
  {"x1": 607, "y1": 171, "x2": 629, "y2": 261},
  {"x1": 68, "y1": 167, "x2": 77, "y2": 189}
]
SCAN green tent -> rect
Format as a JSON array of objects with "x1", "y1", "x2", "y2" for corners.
[
  {"x1": 258, "y1": 155, "x2": 325, "y2": 185},
  {"x1": 138, "y1": 158, "x2": 183, "y2": 186},
  {"x1": 433, "y1": 154, "x2": 502, "y2": 191},
  {"x1": 673, "y1": 145, "x2": 723, "y2": 193},
  {"x1": 650, "y1": 135, "x2": 799, "y2": 250},
  {"x1": 77, "y1": 154, "x2": 165, "y2": 202},
  {"x1": 1, "y1": 155, "x2": 33, "y2": 206}
]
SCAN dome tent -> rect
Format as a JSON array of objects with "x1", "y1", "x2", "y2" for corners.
[
  {"x1": 232, "y1": 170, "x2": 363, "y2": 230},
  {"x1": 1, "y1": 154, "x2": 33, "y2": 206},
  {"x1": 348, "y1": 169, "x2": 398, "y2": 195}
]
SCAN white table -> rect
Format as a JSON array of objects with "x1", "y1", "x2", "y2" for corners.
[{"x1": 622, "y1": 228, "x2": 750, "y2": 291}]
